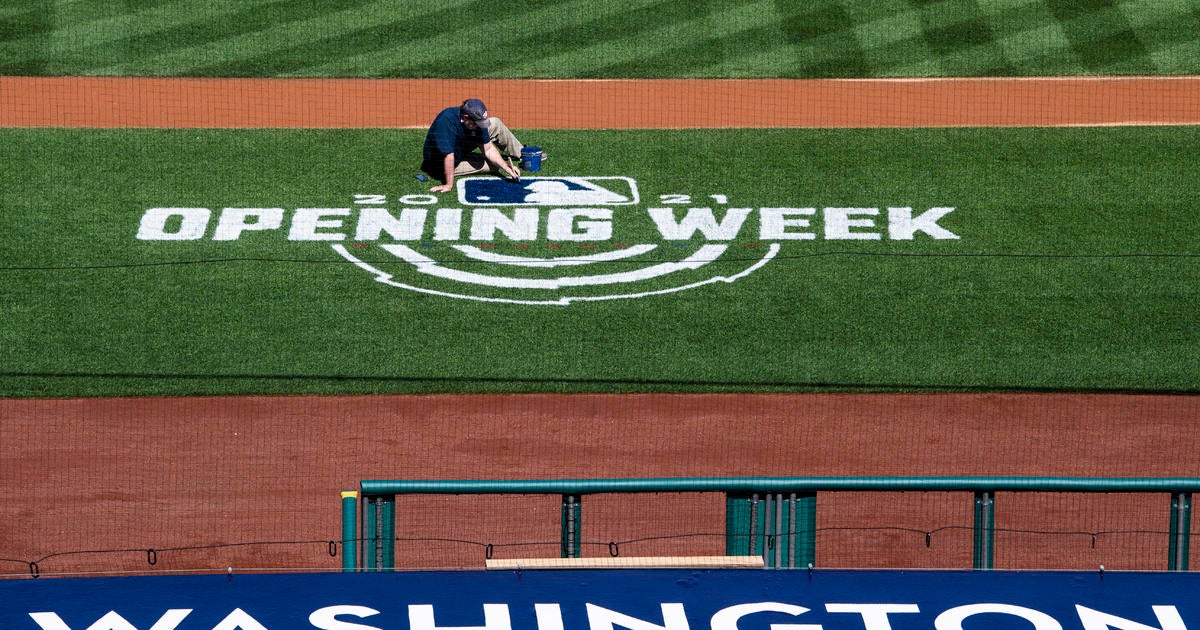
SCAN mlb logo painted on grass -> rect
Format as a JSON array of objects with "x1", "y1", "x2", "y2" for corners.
[
  {"x1": 135, "y1": 175, "x2": 959, "y2": 306},
  {"x1": 459, "y1": 177, "x2": 639, "y2": 206}
]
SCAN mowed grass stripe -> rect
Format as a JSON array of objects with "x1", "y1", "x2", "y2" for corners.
[
  {"x1": 499, "y1": 1, "x2": 790, "y2": 78},
  {"x1": 3, "y1": 1, "x2": 1200, "y2": 78},
  {"x1": 100, "y1": 1, "x2": 477, "y2": 77},
  {"x1": 1053, "y1": 5, "x2": 1149, "y2": 72},
  {"x1": 845, "y1": 0, "x2": 1200, "y2": 76},
  {"x1": 852, "y1": 6, "x2": 990, "y2": 76},
  {"x1": 39, "y1": 0, "x2": 280, "y2": 54},
  {"x1": 298, "y1": 0, "x2": 667, "y2": 77},
  {"x1": 187, "y1": 0, "x2": 479, "y2": 77},
  {"x1": 1149, "y1": 39, "x2": 1200, "y2": 74},
  {"x1": 1118, "y1": 4, "x2": 1200, "y2": 73},
  {"x1": 990, "y1": 23, "x2": 1083, "y2": 74},
  {"x1": 0, "y1": 0, "x2": 279, "y2": 74},
  {"x1": 70, "y1": 1, "x2": 384, "y2": 76}
]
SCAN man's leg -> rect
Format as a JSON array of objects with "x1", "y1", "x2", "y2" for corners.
[
  {"x1": 485, "y1": 117, "x2": 523, "y2": 158},
  {"x1": 450, "y1": 116, "x2": 524, "y2": 177},
  {"x1": 453, "y1": 153, "x2": 491, "y2": 176}
]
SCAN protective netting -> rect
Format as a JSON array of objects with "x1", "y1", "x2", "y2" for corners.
[
  {"x1": 3, "y1": 394, "x2": 1199, "y2": 577},
  {"x1": 360, "y1": 490, "x2": 1191, "y2": 572}
]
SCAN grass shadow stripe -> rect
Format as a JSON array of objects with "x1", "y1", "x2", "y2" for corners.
[
  {"x1": 13, "y1": 0, "x2": 279, "y2": 55},
  {"x1": 923, "y1": 16, "x2": 997, "y2": 55},
  {"x1": 1115, "y1": 9, "x2": 1200, "y2": 73},
  {"x1": 491, "y1": 1, "x2": 804, "y2": 79},
  {"x1": 0, "y1": 4, "x2": 53, "y2": 75},
  {"x1": 516, "y1": 24, "x2": 800, "y2": 78},
  {"x1": 1045, "y1": 1, "x2": 1153, "y2": 72},
  {"x1": 184, "y1": 1, "x2": 481, "y2": 77},
  {"x1": 777, "y1": 0, "x2": 856, "y2": 41},
  {"x1": 3, "y1": 0, "x2": 1200, "y2": 77},
  {"x1": 0, "y1": 0, "x2": 288, "y2": 77},
  {"x1": 296, "y1": 0, "x2": 652, "y2": 77},
  {"x1": 65, "y1": 0, "x2": 383, "y2": 76}
]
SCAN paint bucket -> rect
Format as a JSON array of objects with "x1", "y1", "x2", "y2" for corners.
[{"x1": 520, "y1": 146, "x2": 542, "y2": 172}]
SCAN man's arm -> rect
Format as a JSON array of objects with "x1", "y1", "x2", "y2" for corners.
[
  {"x1": 483, "y1": 142, "x2": 520, "y2": 180},
  {"x1": 430, "y1": 152, "x2": 456, "y2": 193}
]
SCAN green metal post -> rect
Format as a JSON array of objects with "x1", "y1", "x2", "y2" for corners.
[
  {"x1": 380, "y1": 496, "x2": 395, "y2": 570},
  {"x1": 363, "y1": 497, "x2": 378, "y2": 571},
  {"x1": 793, "y1": 493, "x2": 816, "y2": 568},
  {"x1": 725, "y1": 493, "x2": 754, "y2": 556},
  {"x1": 561, "y1": 494, "x2": 581, "y2": 558},
  {"x1": 340, "y1": 491, "x2": 358, "y2": 572},
  {"x1": 1169, "y1": 492, "x2": 1191, "y2": 571},
  {"x1": 731, "y1": 492, "x2": 765, "y2": 558},
  {"x1": 973, "y1": 491, "x2": 995, "y2": 569},
  {"x1": 726, "y1": 491, "x2": 814, "y2": 568}
]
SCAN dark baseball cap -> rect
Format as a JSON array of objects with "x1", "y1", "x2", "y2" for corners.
[{"x1": 460, "y1": 98, "x2": 490, "y2": 129}]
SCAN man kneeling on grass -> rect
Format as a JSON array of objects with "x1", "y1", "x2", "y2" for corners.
[{"x1": 421, "y1": 98, "x2": 538, "y2": 193}]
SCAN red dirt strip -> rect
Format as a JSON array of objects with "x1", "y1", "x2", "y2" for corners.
[
  {"x1": 2, "y1": 393, "x2": 1199, "y2": 576},
  {"x1": 2, "y1": 76, "x2": 1198, "y2": 128}
]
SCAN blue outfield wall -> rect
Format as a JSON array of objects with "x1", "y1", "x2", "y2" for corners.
[{"x1": 3, "y1": 569, "x2": 1199, "y2": 630}]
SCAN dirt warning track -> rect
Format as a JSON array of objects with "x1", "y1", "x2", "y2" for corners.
[
  {"x1": 1, "y1": 76, "x2": 1198, "y2": 578},
  {"x1": 2, "y1": 393, "x2": 1199, "y2": 577},
  {"x1": 2, "y1": 76, "x2": 1198, "y2": 128}
]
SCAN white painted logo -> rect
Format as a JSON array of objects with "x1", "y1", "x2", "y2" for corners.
[{"x1": 135, "y1": 176, "x2": 959, "y2": 305}]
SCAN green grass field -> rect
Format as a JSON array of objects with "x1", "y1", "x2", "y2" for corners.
[
  {"x1": 2, "y1": 1, "x2": 1197, "y2": 397},
  {"x1": 2, "y1": 127, "x2": 1196, "y2": 396},
  {"x1": 2, "y1": 0, "x2": 1199, "y2": 77}
]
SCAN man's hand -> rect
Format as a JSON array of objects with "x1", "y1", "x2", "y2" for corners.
[{"x1": 433, "y1": 152, "x2": 456, "y2": 194}]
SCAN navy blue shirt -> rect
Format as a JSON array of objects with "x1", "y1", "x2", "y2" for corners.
[{"x1": 422, "y1": 107, "x2": 492, "y2": 163}]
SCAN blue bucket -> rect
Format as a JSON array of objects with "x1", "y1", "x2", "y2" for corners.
[{"x1": 520, "y1": 146, "x2": 542, "y2": 172}]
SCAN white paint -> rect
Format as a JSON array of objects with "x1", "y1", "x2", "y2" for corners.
[
  {"x1": 587, "y1": 603, "x2": 689, "y2": 630},
  {"x1": 648, "y1": 207, "x2": 753, "y2": 240},
  {"x1": 888, "y1": 207, "x2": 959, "y2": 240},
  {"x1": 354, "y1": 207, "x2": 427, "y2": 241},
  {"x1": 409, "y1": 604, "x2": 511, "y2": 630},
  {"x1": 212, "y1": 208, "x2": 283, "y2": 241},
  {"x1": 1076, "y1": 605, "x2": 1187, "y2": 630},
  {"x1": 758, "y1": 207, "x2": 817, "y2": 240},
  {"x1": 137, "y1": 208, "x2": 210, "y2": 240},
  {"x1": 288, "y1": 208, "x2": 350, "y2": 241},
  {"x1": 935, "y1": 604, "x2": 1062, "y2": 630},
  {"x1": 453, "y1": 243, "x2": 657, "y2": 268},
  {"x1": 825, "y1": 604, "x2": 921, "y2": 630},
  {"x1": 329, "y1": 242, "x2": 779, "y2": 306},
  {"x1": 376, "y1": 244, "x2": 728, "y2": 289},
  {"x1": 29, "y1": 610, "x2": 192, "y2": 630},
  {"x1": 309, "y1": 605, "x2": 382, "y2": 630},
  {"x1": 824, "y1": 208, "x2": 882, "y2": 240},
  {"x1": 710, "y1": 602, "x2": 821, "y2": 630}
]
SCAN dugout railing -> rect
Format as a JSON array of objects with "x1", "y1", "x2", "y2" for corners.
[{"x1": 340, "y1": 477, "x2": 1196, "y2": 572}]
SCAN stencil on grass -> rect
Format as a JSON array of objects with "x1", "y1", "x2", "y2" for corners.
[
  {"x1": 135, "y1": 176, "x2": 959, "y2": 306},
  {"x1": 332, "y1": 176, "x2": 770, "y2": 304}
]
